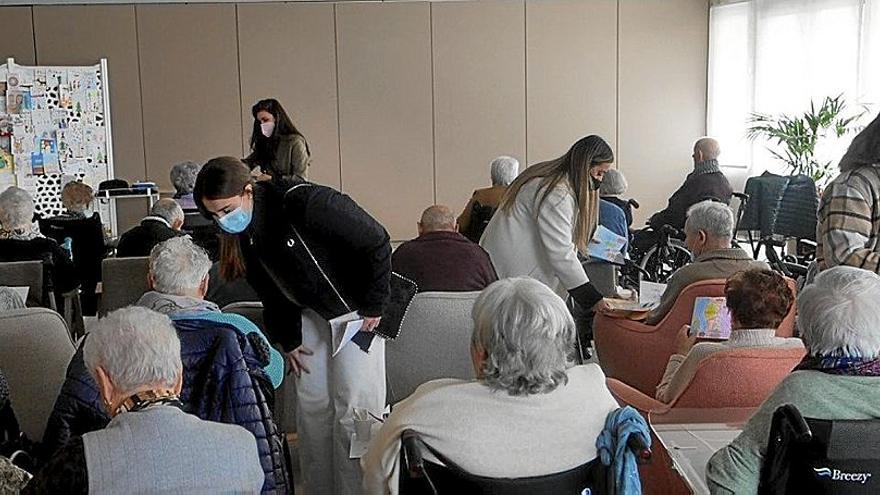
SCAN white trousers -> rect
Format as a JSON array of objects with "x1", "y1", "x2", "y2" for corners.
[{"x1": 296, "y1": 309, "x2": 386, "y2": 495}]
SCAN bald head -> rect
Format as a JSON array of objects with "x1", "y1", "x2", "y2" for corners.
[
  {"x1": 418, "y1": 205, "x2": 456, "y2": 235},
  {"x1": 693, "y1": 137, "x2": 721, "y2": 164}
]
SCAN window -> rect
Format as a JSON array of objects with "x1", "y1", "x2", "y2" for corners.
[{"x1": 708, "y1": 0, "x2": 880, "y2": 174}]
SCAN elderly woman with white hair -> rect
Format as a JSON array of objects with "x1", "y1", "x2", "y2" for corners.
[
  {"x1": 706, "y1": 266, "x2": 880, "y2": 493},
  {"x1": 644, "y1": 200, "x2": 767, "y2": 325},
  {"x1": 43, "y1": 237, "x2": 290, "y2": 493},
  {"x1": 170, "y1": 161, "x2": 202, "y2": 211},
  {"x1": 24, "y1": 307, "x2": 264, "y2": 494},
  {"x1": 457, "y1": 155, "x2": 520, "y2": 242},
  {"x1": 599, "y1": 168, "x2": 634, "y2": 227},
  {"x1": 136, "y1": 236, "x2": 283, "y2": 387},
  {"x1": 0, "y1": 186, "x2": 78, "y2": 304},
  {"x1": 361, "y1": 277, "x2": 619, "y2": 495}
]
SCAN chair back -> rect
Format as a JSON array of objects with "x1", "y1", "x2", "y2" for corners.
[
  {"x1": 672, "y1": 346, "x2": 806, "y2": 409},
  {"x1": 386, "y1": 291, "x2": 479, "y2": 404},
  {"x1": 99, "y1": 256, "x2": 150, "y2": 315},
  {"x1": 0, "y1": 308, "x2": 76, "y2": 442},
  {"x1": 0, "y1": 260, "x2": 48, "y2": 309},
  {"x1": 759, "y1": 404, "x2": 880, "y2": 494},
  {"x1": 594, "y1": 277, "x2": 797, "y2": 395},
  {"x1": 222, "y1": 301, "x2": 266, "y2": 333}
]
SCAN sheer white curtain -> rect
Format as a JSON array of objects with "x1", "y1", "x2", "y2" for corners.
[{"x1": 708, "y1": 0, "x2": 880, "y2": 176}]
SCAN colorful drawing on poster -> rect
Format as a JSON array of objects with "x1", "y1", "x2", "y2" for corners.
[
  {"x1": 6, "y1": 90, "x2": 25, "y2": 114},
  {"x1": 30, "y1": 152, "x2": 45, "y2": 175},
  {"x1": 0, "y1": 149, "x2": 13, "y2": 173}
]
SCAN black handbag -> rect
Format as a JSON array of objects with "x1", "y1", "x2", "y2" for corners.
[{"x1": 374, "y1": 272, "x2": 418, "y2": 340}]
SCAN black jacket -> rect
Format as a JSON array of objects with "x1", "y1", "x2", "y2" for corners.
[
  {"x1": 241, "y1": 179, "x2": 392, "y2": 351},
  {"x1": 42, "y1": 318, "x2": 289, "y2": 494},
  {"x1": 116, "y1": 218, "x2": 184, "y2": 258},
  {"x1": 649, "y1": 168, "x2": 733, "y2": 230}
]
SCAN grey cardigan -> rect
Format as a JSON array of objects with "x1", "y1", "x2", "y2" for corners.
[{"x1": 83, "y1": 405, "x2": 264, "y2": 494}]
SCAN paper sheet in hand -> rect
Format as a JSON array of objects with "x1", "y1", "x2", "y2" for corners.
[
  {"x1": 689, "y1": 297, "x2": 732, "y2": 340},
  {"x1": 329, "y1": 311, "x2": 364, "y2": 357},
  {"x1": 587, "y1": 225, "x2": 628, "y2": 263},
  {"x1": 639, "y1": 281, "x2": 667, "y2": 306}
]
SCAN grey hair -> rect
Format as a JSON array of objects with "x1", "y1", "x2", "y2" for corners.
[
  {"x1": 798, "y1": 266, "x2": 880, "y2": 358},
  {"x1": 0, "y1": 287, "x2": 25, "y2": 311},
  {"x1": 83, "y1": 306, "x2": 182, "y2": 393},
  {"x1": 419, "y1": 205, "x2": 456, "y2": 232},
  {"x1": 170, "y1": 161, "x2": 201, "y2": 195},
  {"x1": 599, "y1": 168, "x2": 628, "y2": 196},
  {"x1": 490, "y1": 156, "x2": 519, "y2": 186},
  {"x1": 150, "y1": 198, "x2": 184, "y2": 226},
  {"x1": 0, "y1": 187, "x2": 35, "y2": 231},
  {"x1": 694, "y1": 137, "x2": 721, "y2": 161},
  {"x1": 149, "y1": 236, "x2": 212, "y2": 295},
  {"x1": 685, "y1": 200, "x2": 734, "y2": 240},
  {"x1": 471, "y1": 277, "x2": 575, "y2": 396}
]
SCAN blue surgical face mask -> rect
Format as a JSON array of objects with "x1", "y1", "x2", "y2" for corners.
[{"x1": 217, "y1": 202, "x2": 252, "y2": 234}]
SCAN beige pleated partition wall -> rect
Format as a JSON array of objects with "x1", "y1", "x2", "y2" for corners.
[
  {"x1": 32, "y1": 5, "x2": 149, "y2": 229},
  {"x1": 525, "y1": 0, "x2": 618, "y2": 164},
  {"x1": 336, "y1": 2, "x2": 435, "y2": 240},
  {"x1": 1, "y1": 0, "x2": 710, "y2": 239},
  {"x1": 137, "y1": 3, "x2": 244, "y2": 193},
  {"x1": 618, "y1": 0, "x2": 710, "y2": 224},
  {"x1": 432, "y1": 0, "x2": 526, "y2": 215},
  {"x1": 0, "y1": 7, "x2": 36, "y2": 64},
  {"x1": 237, "y1": 2, "x2": 342, "y2": 189}
]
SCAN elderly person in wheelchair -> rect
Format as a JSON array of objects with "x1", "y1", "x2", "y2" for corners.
[
  {"x1": 706, "y1": 266, "x2": 880, "y2": 494},
  {"x1": 361, "y1": 277, "x2": 620, "y2": 495}
]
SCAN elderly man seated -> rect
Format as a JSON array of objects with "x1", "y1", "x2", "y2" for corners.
[
  {"x1": 24, "y1": 307, "x2": 264, "y2": 494},
  {"x1": 116, "y1": 198, "x2": 186, "y2": 257},
  {"x1": 361, "y1": 277, "x2": 619, "y2": 494},
  {"x1": 170, "y1": 160, "x2": 202, "y2": 211},
  {"x1": 392, "y1": 205, "x2": 497, "y2": 292},
  {"x1": 645, "y1": 200, "x2": 767, "y2": 325},
  {"x1": 457, "y1": 155, "x2": 520, "y2": 242},
  {"x1": 43, "y1": 237, "x2": 288, "y2": 493},
  {"x1": 655, "y1": 269, "x2": 803, "y2": 403},
  {"x1": 706, "y1": 266, "x2": 880, "y2": 493}
]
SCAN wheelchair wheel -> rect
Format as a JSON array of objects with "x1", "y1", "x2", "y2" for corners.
[{"x1": 638, "y1": 243, "x2": 693, "y2": 283}]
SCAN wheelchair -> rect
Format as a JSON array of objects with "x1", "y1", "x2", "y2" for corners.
[
  {"x1": 399, "y1": 428, "x2": 651, "y2": 495},
  {"x1": 759, "y1": 404, "x2": 880, "y2": 494},
  {"x1": 622, "y1": 224, "x2": 692, "y2": 288}
]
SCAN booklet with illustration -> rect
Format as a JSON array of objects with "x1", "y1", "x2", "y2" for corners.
[
  {"x1": 587, "y1": 225, "x2": 628, "y2": 263},
  {"x1": 329, "y1": 311, "x2": 364, "y2": 357},
  {"x1": 689, "y1": 297, "x2": 733, "y2": 340}
]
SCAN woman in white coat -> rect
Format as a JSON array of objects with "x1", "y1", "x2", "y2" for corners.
[{"x1": 480, "y1": 135, "x2": 614, "y2": 311}]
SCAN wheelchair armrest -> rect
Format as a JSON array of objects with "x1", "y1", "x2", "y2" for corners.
[{"x1": 401, "y1": 429, "x2": 426, "y2": 478}]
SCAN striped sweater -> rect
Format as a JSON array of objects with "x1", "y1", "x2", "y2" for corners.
[{"x1": 816, "y1": 164, "x2": 880, "y2": 273}]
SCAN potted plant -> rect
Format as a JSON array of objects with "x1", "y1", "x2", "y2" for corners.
[{"x1": 746, "y1": 94, "x2": 868, "y2": 187}]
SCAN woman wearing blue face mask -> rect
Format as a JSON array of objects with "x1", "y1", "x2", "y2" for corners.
[
  {"x1": 244, "y1": 98, "x2": 311, "y2": 181},
  {"x1": 194, "y1": 156, "x2": 391, "y2": 495}
]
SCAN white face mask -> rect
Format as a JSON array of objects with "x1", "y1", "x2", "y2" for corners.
[{"x1": 260, "y1": 121, "x2": 275, "y2": 138}]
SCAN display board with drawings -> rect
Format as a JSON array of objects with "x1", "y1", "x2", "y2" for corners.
[{"x1": 0, "y1": 58, "x2": 115, "y2": 229}]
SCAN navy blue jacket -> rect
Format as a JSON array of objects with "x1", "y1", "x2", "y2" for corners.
[{"x1": 42, "y1": 318, "x2": 290, "y2": 494}]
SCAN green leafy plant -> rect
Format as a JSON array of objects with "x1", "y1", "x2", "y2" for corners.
[{"x1": 746, "y1": 94, "x2": 868, "y2": 186}]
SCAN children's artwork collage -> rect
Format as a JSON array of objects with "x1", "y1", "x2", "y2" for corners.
[{"x1": 0, "y1": 60, "x2": 112, "y2": 218}]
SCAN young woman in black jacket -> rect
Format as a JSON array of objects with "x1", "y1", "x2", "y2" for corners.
[
  {"x1": 244, "y1": 98, "x2": 312, "y2": 181},
  {"x1": 195, "y1": 156, "x2": 391, "y2": 495}
]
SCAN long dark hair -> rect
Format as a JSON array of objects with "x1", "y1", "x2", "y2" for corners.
[
  {"x1": 249, "y1": 98, "x2": 309, "y2": 165},
  {"x1": 500, "y1": 135, "x2": 614, "y2": 250},
  {"x1": 194, "y1": 156, "x2": 253, "y2": 280}
]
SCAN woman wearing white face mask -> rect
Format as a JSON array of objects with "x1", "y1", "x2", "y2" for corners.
[{"x1": 244, "y1": 98, "x2": 311, "y2": 181}]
